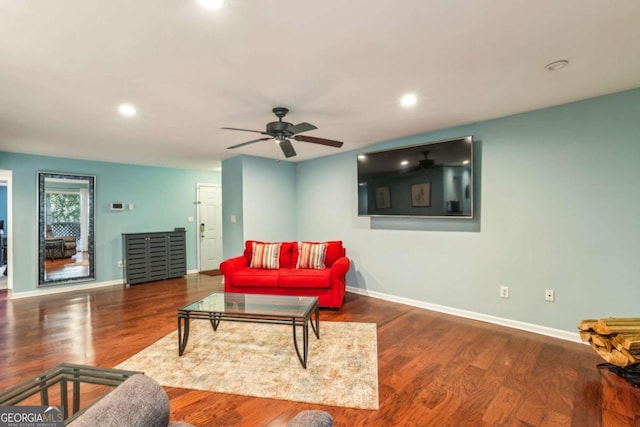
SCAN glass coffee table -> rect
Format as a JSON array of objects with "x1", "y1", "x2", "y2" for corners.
[
  {"x1": 178, "y1": 292, "x2": 319, "y2": 368},
  {"x1": 0, "y1": 363, "x2": 141, "y2": 425}
]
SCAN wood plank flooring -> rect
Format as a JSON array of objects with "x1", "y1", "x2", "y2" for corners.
[
  {"x1": 0, "y1": 274, "x2": 636, "y2": 426},
  {"x1": 44, "y1": 251, "x2": 89, "y2": 281}
]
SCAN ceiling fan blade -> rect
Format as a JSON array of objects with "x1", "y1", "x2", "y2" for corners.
[
  {"x1": 286, "y1": 122, "x2": 317, "y2": 135},
  {"x1": 293, "y1": 135, "x2": 344, "y2": 148},
  {"x1": 279, "y1": 139, "x2": 297, "y2": 158},
  {"x1": 227, "y1": 137, "x2": 272, "y2": 149},
  {"x1": 222, "y1": 127, "x2": 268, "y2": 135}
]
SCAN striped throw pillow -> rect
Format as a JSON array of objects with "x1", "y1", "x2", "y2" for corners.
[
  {"x1": 250, "y1": 242, "x2": 281, "y2": 269},
  {"x1": 296, "y1": 242, "x2": 327, "y2": 269}
]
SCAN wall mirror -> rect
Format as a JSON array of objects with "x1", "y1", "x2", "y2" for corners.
[{"x1": 38, "y1": 172, "x2": 95, "y2": 286}]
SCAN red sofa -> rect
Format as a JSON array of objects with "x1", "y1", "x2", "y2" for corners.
[{"x1": 220, "y1": 240, "x2": 349, "y2": 309}]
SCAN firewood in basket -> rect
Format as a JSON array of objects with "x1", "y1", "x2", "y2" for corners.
[
  {"x1": 615, "y1": 333, "x2": 640, "y2": 351},
  {"x1": 590, "y1": 334, "x2": 612, "y2": 351},
  {"x1": 579, "y1": 330, "x2": 594, "y2": 342},
  {"x1": 577, "y1": 319, "x2": 599, "y2": 331},
  {"x1": 593, "y1": 318, "x2": 640, "y2": 335}
]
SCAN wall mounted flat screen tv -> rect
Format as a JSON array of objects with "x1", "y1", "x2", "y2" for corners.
[{"x1": 357, "y1": 135, "x2": 473, "y2": 218}]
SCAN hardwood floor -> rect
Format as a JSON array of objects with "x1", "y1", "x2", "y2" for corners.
[
  {"x1": 0, "y1": 275, "x2": 636, "y2": 426},
  {"x1": 44, "y1": 251, "x2": 89, "y2": 281}
]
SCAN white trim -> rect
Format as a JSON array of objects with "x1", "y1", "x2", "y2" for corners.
[
  {"x1": 10, "y1": 280, "x2": 124, "y2": 300},
  {"x1": 346, "y1": 285, "x2": 582, "y2": 344},
  {"x1": 12, "y1": 272, "x2": 205, "y2": 299}
]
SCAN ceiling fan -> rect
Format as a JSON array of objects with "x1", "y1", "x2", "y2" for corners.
[{"x1": 222, "y1": 107, "x2": 343, "y2": 158}]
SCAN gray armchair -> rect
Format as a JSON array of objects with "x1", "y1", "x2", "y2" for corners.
[{"x1": 68, "y1": 374, "x2": 193, "y2": 427}]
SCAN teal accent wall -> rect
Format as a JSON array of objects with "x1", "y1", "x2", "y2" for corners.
[
  {"x1": 0, "y1": 152, "x2": 220, "y2": 294},
  {"x1": 242, "y1": 156, "x2": 297, "y2": 242},
  {"x1": 222, "y1": 155, "x2": 298, "y2": 258},
  {"x1": 295, "y1": 88, "x2": 640, "y2": 332}
]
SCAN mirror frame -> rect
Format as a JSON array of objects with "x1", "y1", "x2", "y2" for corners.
[{"x1": 38, "y1": 172, "x2": 96, "y2": 286}]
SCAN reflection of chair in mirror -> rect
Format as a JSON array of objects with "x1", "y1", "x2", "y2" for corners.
[{"x1": 45, "y1": 225, "x2": 77, "y2": 259}]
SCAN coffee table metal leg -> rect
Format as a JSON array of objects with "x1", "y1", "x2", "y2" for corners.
[
  {"x1": 292, "y1": 317, "x2": 310, "y2": 369},
  {"x1": 209, "y1": 313, "x2": 221, "y2": 331},
  {"x1": 310, "y1": 304, "x2": 320, "y2": 339},
  {"x1": 303, "y1": 319, "x2": 309, "y2": 367},
  {"x1": 178, "y1": 313, "x2": 190, "y2": 356}
]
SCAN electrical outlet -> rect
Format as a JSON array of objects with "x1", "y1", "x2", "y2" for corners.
[
  {"x1": 545, "y1": 289, "x2": 555, "y2": 302},
  {"x1": 117, "y1": 260, "x2": 124, "y2": 268},
  {"x1": 500, "y1": 286, "x2": 509, "y2": 299}
]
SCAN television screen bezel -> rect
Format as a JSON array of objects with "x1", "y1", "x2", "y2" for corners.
[{"x1": 357, "y1": 135, "x2": 474, "y2": 219}]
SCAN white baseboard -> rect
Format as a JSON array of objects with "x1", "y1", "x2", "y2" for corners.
[
  {"x1": 10, "y1": 280, "x2": 124, "y2": 300},
  {"x1": 346, "y1": 286, "x2": 582, "y2": 344},
  {"x1": 11, "y1": 270, "x2": 205, "y2": 300}
]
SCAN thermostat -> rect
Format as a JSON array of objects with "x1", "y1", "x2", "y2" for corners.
[{"x1": 110, "y1": 202, "x2": 125, "y2": 211}]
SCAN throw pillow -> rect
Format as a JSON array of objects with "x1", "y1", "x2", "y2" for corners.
[
  {"x1": 296, "y1": 242, "x2": 327, "y2": 269},
  {"x1": 250, "y1": 242, "x2": 281, "y2": 269}
]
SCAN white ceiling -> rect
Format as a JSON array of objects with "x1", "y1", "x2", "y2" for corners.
[{"x1": 1, "y1": 1, "x2": 639, "y2": 171}]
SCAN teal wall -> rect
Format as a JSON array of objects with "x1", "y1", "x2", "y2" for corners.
[
  {"x1": 0, "y1": 152, "x2": 220, "y2": 294},
  {"x1": 295, "y1": 88, "x2": 640, "y2": 332},
  {"x1": 222, "y1": 155, "x2": 298, "y2": 258},
  {"x1": 242, "y1": 156, "x2": 297, "y2": 242}
]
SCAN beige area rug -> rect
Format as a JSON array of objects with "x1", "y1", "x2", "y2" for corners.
[{"x1": 115, "y1": 321, "x2": 379, "y2": 410}]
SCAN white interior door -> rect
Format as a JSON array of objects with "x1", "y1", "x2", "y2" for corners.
[{"x1": 198, "y1": 185, "x2": 223, "y2": 271}]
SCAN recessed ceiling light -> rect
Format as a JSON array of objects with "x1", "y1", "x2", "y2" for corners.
[
  {"x1": 400, "y1": 160, "x2": 409, "y2": 166},
  {"x1": 118, "y1": 103, "x2": 137, "y2": 117},
  {"x1": 357, "y1": 154, "x2": 366, "y2": 161},
  {"x1": 544, "y1": 60, "x2": 569, "y2": 72},
  {"x1": 197, "y1": 0, "x2": 224, "y2": 10},
  {"x1": 462, "y1": 160, "x2": 470, "y2": 165},
  {"x1": 400, "y1": 93, "x2": 417, "y2": 108}
]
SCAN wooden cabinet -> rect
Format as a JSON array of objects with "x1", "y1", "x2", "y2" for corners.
[{"x1": 122, "y1": 230, "x2": 186, "y2": 285}]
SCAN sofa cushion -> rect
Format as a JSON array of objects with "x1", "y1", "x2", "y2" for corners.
[
  {"x1": 293, "y1": 241, "x2": 345, "y2": 268},
  {"x1": 245, "y1": 240, "x2": 296, "y2": 269},
  {"x1": 232, "y1": 267, "x2": 279, "y2": 287},
  {"x1": 250, "y1": 242, "x2": 281, "y2": 269},
  {"x1": 278, "y1": 268, "x2": 332, "y2": 289},
  {"x1": 296, "y1": 242, "x2": 327, "y2": 269}
]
